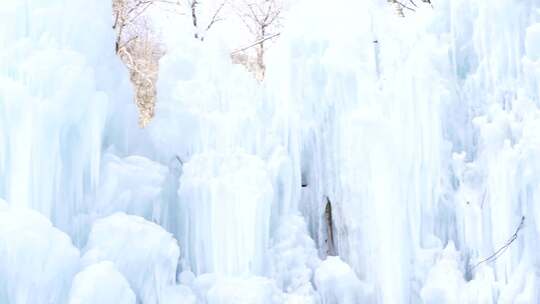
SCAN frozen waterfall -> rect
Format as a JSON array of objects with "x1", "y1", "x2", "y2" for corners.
[{"x1": 1, "y1": 0, "x2": 540, "y2": 303}]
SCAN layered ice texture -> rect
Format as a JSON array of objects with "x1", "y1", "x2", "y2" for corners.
[{"x1": 1, "y1": 0, "x2": 540, "y2": 303}]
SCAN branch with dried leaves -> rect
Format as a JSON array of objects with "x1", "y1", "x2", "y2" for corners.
[
  {"x1": 113, "y1": 0, "x2": 172, "y2": 126},
  {"x1": 113, "y1": 0, "x2": 180, "y2": 52}
]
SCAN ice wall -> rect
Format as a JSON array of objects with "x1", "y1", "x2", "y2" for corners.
[
  {"x1": 265, "y1": 0, "x2": 540, "y2": 302},
  {"x1": 0, "y1": 0, "x2": 133, "y2": 242},
  {"x1": 443, "y1": 0, "x2": 540, "y2": 302},
  {"x1": 152, "y1": 36, "x2": 302, "y2": 280},
  {"x1": 266, "y1": 1, "x2": 450, "y2": 302}
]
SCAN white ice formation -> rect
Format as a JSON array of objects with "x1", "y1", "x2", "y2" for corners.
[{"x1": 1, "y1": 0, "x2": 540, "y2": 303}]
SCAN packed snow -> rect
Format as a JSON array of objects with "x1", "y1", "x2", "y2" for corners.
[{"x1": 1, "y1": 0, "x2": 540, "y2": 303}]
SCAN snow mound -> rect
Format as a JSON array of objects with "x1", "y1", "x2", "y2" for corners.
[
  {"x1": 420, "y1": 242, "x2": 468, "y2": 304},
  {"x1": 68, "y1": 261, "x2": 135, "y2": 304},
  {"x1": 178, "y1": 151, "x2": 274, "y2": 275},
  {"x1": 82, "y1": 213, "x2": 179, "y2": 304},
  {"x1": 0, "y1": 204, "x2": 80, "y2": 304},
  {"x1": 270, "y1": 215, "x2": 320, "y2": 301},
  {"x1": 314, "y1": 256, "x2": 374, "y2": 304}
]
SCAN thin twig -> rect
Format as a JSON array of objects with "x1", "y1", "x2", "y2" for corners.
[
  {"x1": 191, "y1": 0, "x2": 199, "y2": 38},
  {"x1": 118, "y1": 35, "x2": 139, "y2": 51},
  {"x1": 394, "y1": 0, "x2": 416, "y2": 12},
  {"x1": 230, "y1": 32, "x2": 280, "y2": 55},
  {"x1": 205, "y1": 0, "x2": 228, "y2": 32},
  {"x1": 113, "y1": 11, "x2": 120, "y2": 29},
  {"x1": 471, "y1": 216, "x2": 525, "y2": 270},
  {"x1": 129, "y1": 1, "x2": 154, "y2": 22}
]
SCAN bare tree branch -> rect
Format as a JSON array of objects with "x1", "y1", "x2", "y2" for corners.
[
  {"x1": 112, "y1": 0, "x2": 177, "y2": 126},
  {"x1": 205, "y1": 0, "x2": 228, "y2": 32},
  {"x1": 471, "y1": 216, "x2": 525, "y2": 271},
  {"x1": 129, "y1": 1, "x2": 154, "y2": 24},
  {"x1": 408, "y1": 0, "x2": 418, "y2": 7},
  {"x1": 230, "y1": 32, "x2": 280, "y2": 55},
  {"x1": 113, "y1": 10, "x2": 120, "y2": 29},
  {"x1": 231, "y1": 0, "x2": 282, "y2": 79},
  {"x1": 118, "y1": 35, "x2": 139, "y2": 51},
  {"x1": 394, "y1": 0, "x2": 416, "y2": 12},
  {"x1": 191, "y1": 0, "x2": 199, "y2": 39}
]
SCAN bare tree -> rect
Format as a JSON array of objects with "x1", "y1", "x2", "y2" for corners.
[
  {"x1": 187, "y1": 0, "x2": 228, "y2": 41},
  {"x1": 114, "y1": 0, "x2": 153, "y2": 53},
  {"x1": 231, "y1": 0, "x2": 282, "y2": 80},
  {"x1": 113, "y1": 0, "x2": 182, "y2": 51},
  {"x1": 113, "y1": 0, "x2": 179, "y2": 127}
]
